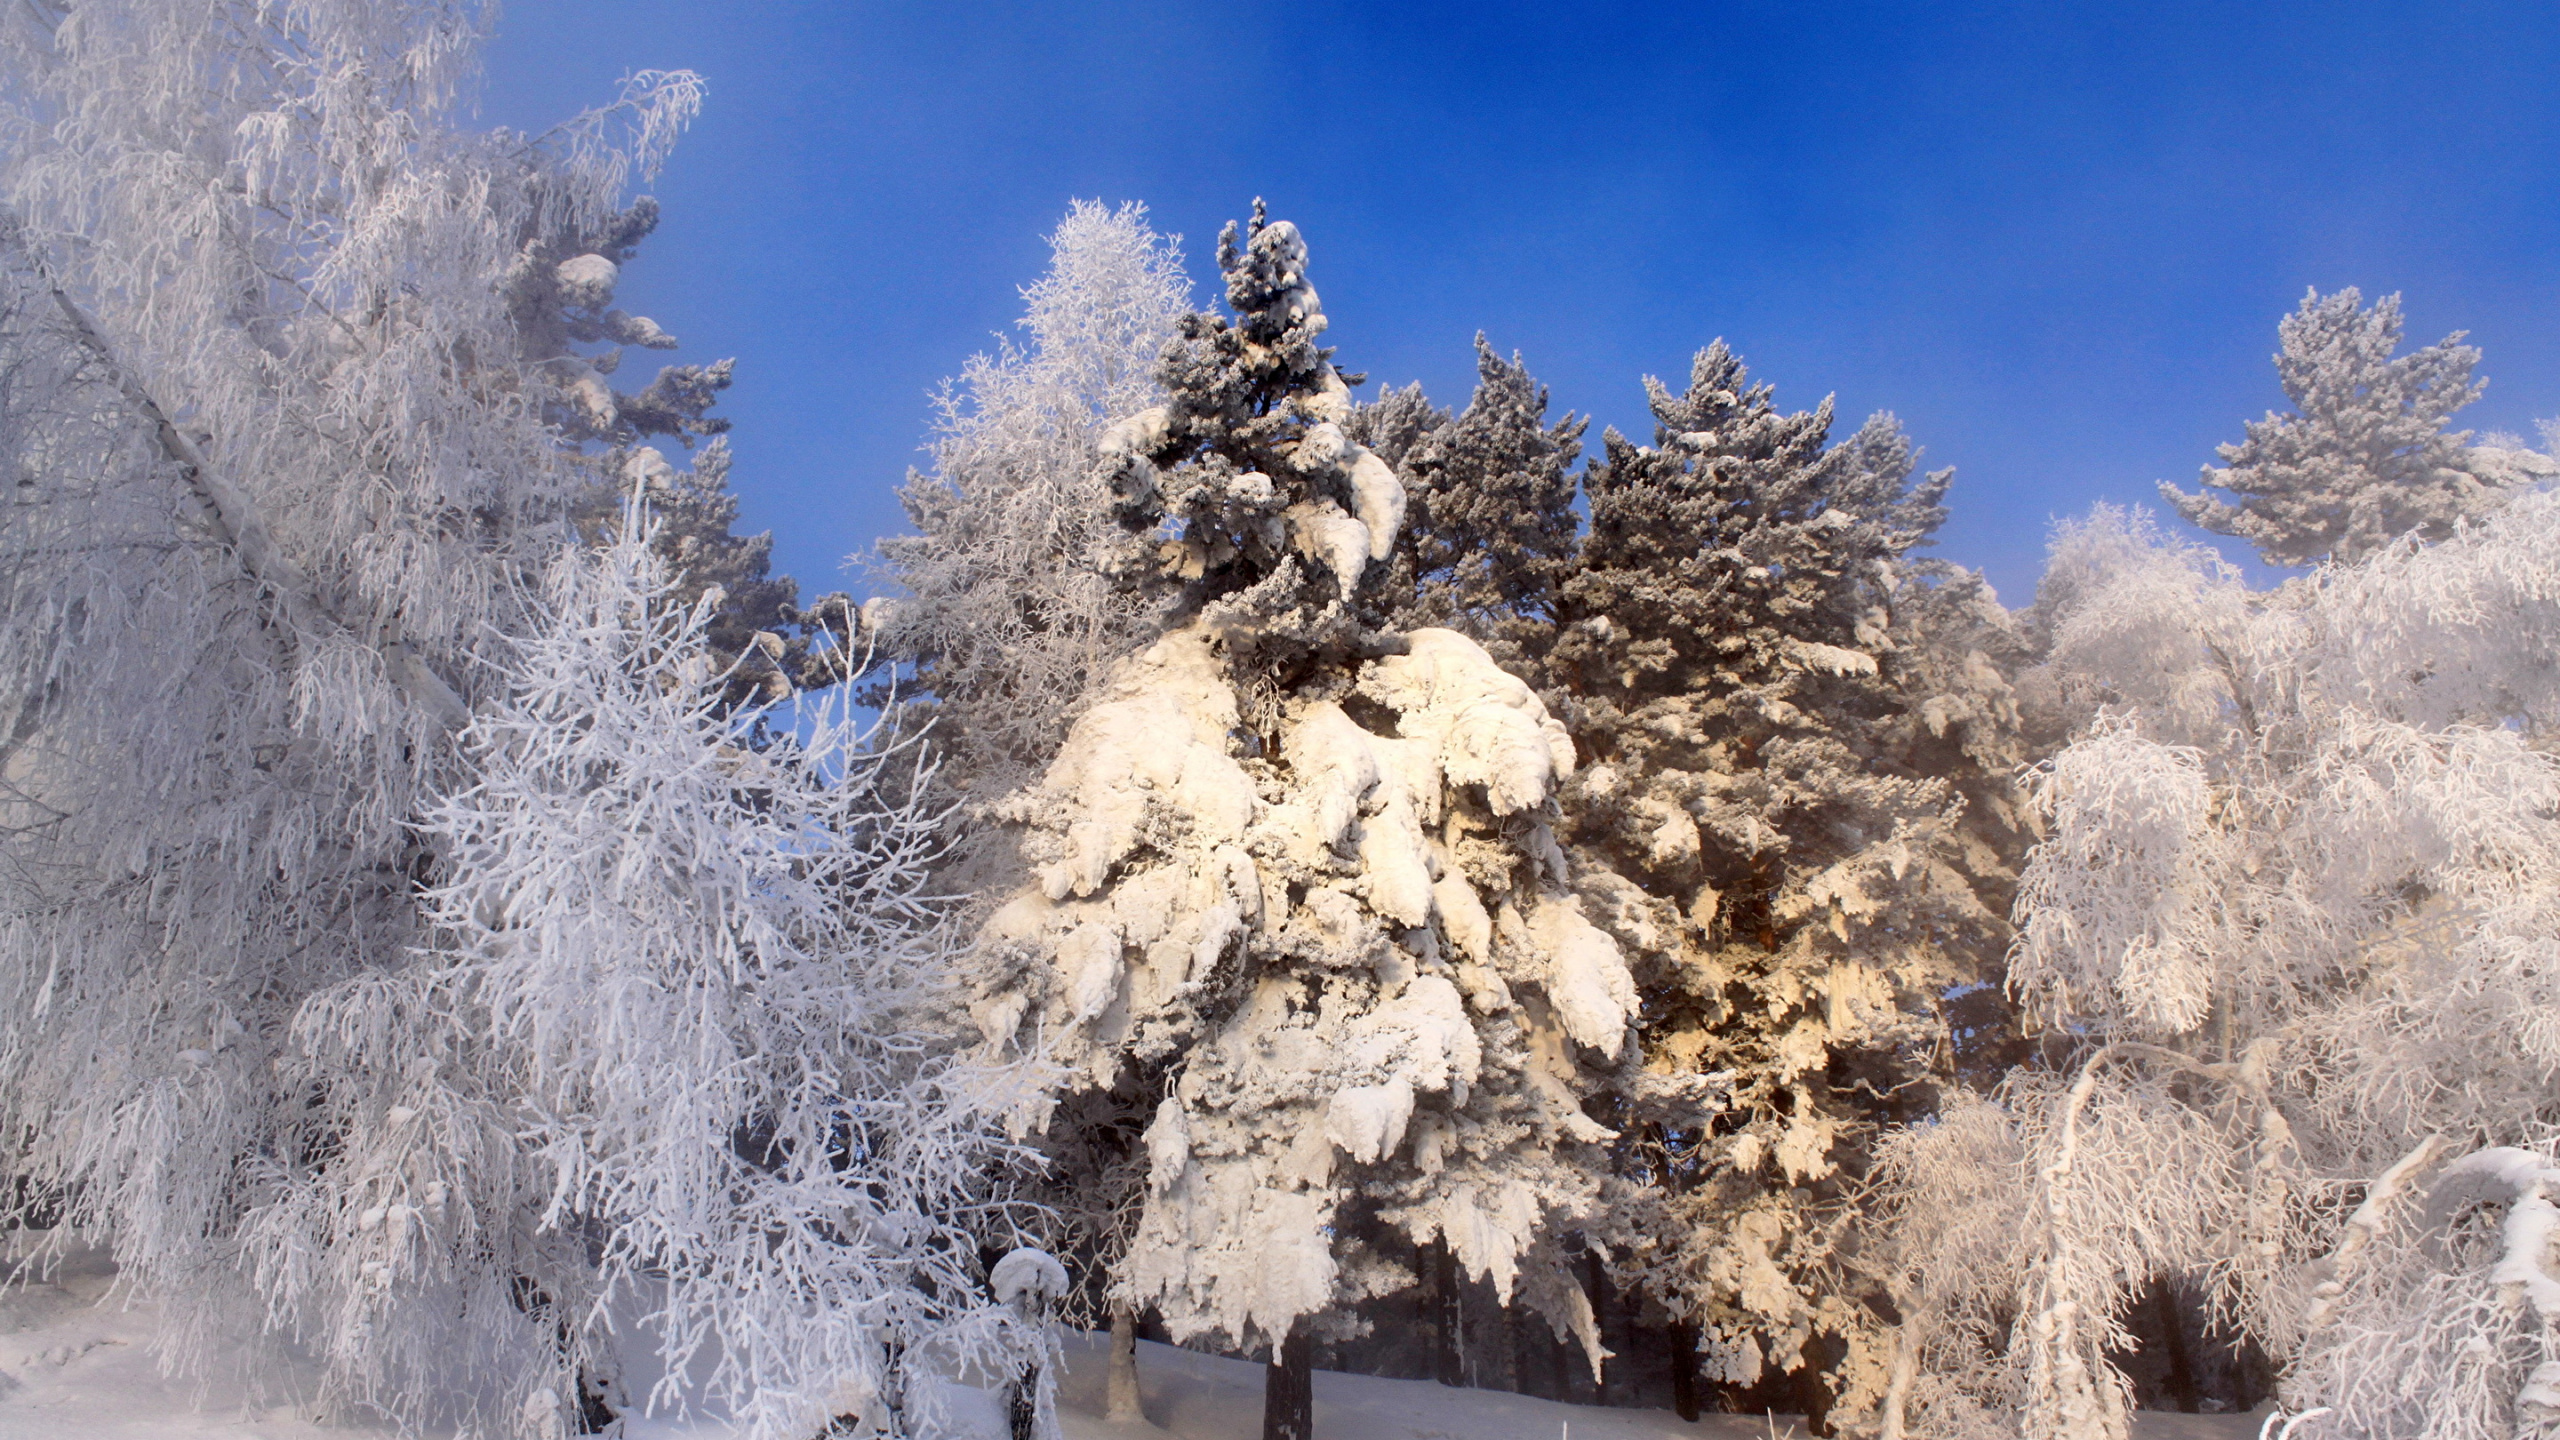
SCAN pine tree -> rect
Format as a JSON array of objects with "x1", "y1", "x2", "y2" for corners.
[
  {"x1": 1368, "y1": 336, "x2": 1586, "y2": 673},
  {"x1": 540, "y1": 197, "x2": 860, "y2": 714},
  {"x1": 1520, "y1": 344, "x2": 2021, "y2": 1425},
  {"x1": 966, "y1": 206, "x2": 1634, "y2": 1440},
  {"x1": 2160, "y1": 286, "x2": 2558, "y2": 567}
]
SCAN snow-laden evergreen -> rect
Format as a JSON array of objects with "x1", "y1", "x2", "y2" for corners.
[
  {"x1": 1548, "y1": 350, "x2": 2024, "y2": 1425},
  {"x1": 965, "y1": 208, "x2": 1633, "y2": 1398},
  {"x1": 1365, "y1": 337, "x2": 2030, "y2": 1421},
  {"x1": 2159, "y1": 287, "x2": 2558, "y2": 567},
  {"x1": 1363, "y1": 338, "x2": 1588, "y2": 677}
]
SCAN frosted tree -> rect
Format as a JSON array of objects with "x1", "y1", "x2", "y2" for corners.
[
  {"x1": 2160, "y1": 286, "x2": 2558, "y2": 567},
  {"x1": 586, "y1": 437, "x2": 866, "y2": 713},
  {"x1": 863, "y1": 202, "x2": 1194, "y2": 1413},
  {"x1": 0, "y1": 5, "x2": 993, "y2": 1435},
  {"x1": 1366, "y1": 336, "x2": 1587, "y2": 674},
  {"x1": 1872, "y1": 494, "x2": 2560, "y2": 1439},
  {"x1": 965, "y1": 205, "x2": 1635, "y2": 1440},
  {"x1": 873, "y1": 199, "x2": 1193, "y2": 804},
  {"x1": 255, "y1": 516, "x2": 1031, "y2": 1439},
  {"x1": 1532, "y1": 345, "x2": 2021, "y2": 1425}
]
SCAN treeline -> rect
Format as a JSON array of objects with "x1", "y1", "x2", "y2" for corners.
[
  {"x1": 884, "y1": 204, "x2": 2560, "y2": 1440},
  {"x1": 3, "y1": 8, "x2": 2558, "y2": 1440}
]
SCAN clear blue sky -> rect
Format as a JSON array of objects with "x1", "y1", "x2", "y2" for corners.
[{"x1": 481, "y1": 1, "x2": 2560, "y2": 606}]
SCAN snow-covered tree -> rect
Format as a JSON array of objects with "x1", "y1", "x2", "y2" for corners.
[
  {"x1": 1514, "y1": 344, "x2": 2022, "y2": 1425},
  {"x1": 264, "y1": 515, "x2": 1027, "y2": 1439},
  {"x1": 873, "y1": 199, "x2": 1193, "y2": 803},
  {"x1": 965, "y1": 206, "x2": 1635, "y2": 1440},
  {"x1": 2160, "y1": 287, "x2": 2558, "y2": 567},
  {"x1": 0, "y1": 6, "x2": 997, "y2": 1434},
  {"x1": 1365, "y1": 336, "x2": 1587, "y2": 675},
  {"x1": 1873, "y1": 493, "x2": 2560, "y2": 1439}
]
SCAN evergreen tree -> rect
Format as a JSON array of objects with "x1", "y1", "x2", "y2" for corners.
[
  {"x1": 1520, "y1": 344, "x2": 2021, "y2": 1425},
  {"x1": 2160, "y1": 286, "x2": 2557, "y2": 567},
  {"x1": 966, "y1": 206, "x2": 1633, "y2": 1440},
  {"x1": 1368, "y1": 336, "x2": 1586, "y2": 673}
]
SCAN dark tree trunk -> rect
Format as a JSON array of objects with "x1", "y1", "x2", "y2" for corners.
[
  {"x1": 1669, "y1": 1319, "x2": 1702, "y2": 1422},
  {"x1": 2150, "y1": 1277, "x2": 2200, "y2": 1413},
  {"x1": 573, "y1": 1369, "x2": 619, "y2": 1436},
  {"x1": 1262, "y1": 1326, "x2": 1314, "y2": 1440},
  {"x1": 1796, "y1": 1333, "x2": 1835, "y2": 1438},
  {"x1": 1006, "y1": 1365, "x2": 1038, "y2": 1440},
  {"x1": 1506, "y1": 1298, "x2": 1537, "y2": 1397},
  {"x1": 1430, "y1": 1237, "x2": 1464, "y2": 1386}
]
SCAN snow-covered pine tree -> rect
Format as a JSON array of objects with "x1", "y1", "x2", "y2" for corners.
[
  {"x1": 1351, "y1": 338, "x2": 1591, "y2": 1388},
  {"x1": 2159, "y1": 286, "x2": 2559, "y2": 567},
  {"x1": 543, "y1": 200, "x2": 859, "y2": 714},
  {"x1": 1365, "y1": 336, "x2": 1587, "y2": 676},
  {"x1": 1520, "y1": 345, "x2": 2023, "y2": 1426},
  {"x1": 966, "y1": 205, "x2": 1636, "y2": 1440},
  {"x1": 873, "y1": 199, "x2": 1193, "y2": 804},
  {"x1": 1872, "y1": 493, "x2": 2560, "y2": 1439},
  {"x1": 0, "y1": 6, "x2": 992, "y2": 1434}
]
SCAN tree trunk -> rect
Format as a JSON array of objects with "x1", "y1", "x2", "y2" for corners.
[
  {"x1": 1430, "y1": 1237, "x2": 1463, "y2": 1386},
  {"x1": 1505, "y1": 1297, "x2": 1535, "y2": 1396},
  {"x1": 2149, "y1": 1277, "x2": 2200, "y2": 1413},
  {"x1": 1669, "y1": 1319, "x2": 1701, "y2": 1422},
  {"x1": 1795, "y1": 1333, "x2": 1834, "y2": 1438},
  {"x1": 1262, "y1": 1326, "x2": 1314, "y2": 1440},
  {"x1": 1006, "y1": 1367, "x2": 1038, "y2": 1440},
  {"x1": 1108, "y1": 1302, "x2": 1144, "y2": 1422}
]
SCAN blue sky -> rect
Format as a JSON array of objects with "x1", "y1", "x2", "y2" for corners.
[{"x1": 481, "y1": 2, "x2": 2560, "y2": 606}]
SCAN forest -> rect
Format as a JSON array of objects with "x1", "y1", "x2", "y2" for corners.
[{"x1": 2, "y1": 5, "x2": 2557, "y2": 1440}]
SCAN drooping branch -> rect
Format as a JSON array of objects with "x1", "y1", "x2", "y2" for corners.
[
  {"x1": 0, "y1": 210, "x2": 468, "y2": 729},
  {"x1": 2297, "y1": 1132, "x2": 2447, "y2": 1334}
]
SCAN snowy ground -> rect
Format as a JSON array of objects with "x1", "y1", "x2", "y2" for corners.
[{"x1": 0, "y1": 1246, "x2": 2268, "y2": 1440}]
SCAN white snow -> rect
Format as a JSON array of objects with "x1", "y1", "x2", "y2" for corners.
[
  {"x1": 0, "y1": 1261, "x2": 2275, "y2": 1440},
  {"x1": 553, "y1": 253, "x2": 621, "y2": 307},
  {"x1": 1526, "y1": 897, "x2": 1637, "y2": 1053}
]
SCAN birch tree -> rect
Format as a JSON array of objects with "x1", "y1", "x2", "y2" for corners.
[
  {"x1": 1873, "y1": 491, "x2": 2560, "y2": 1439},
  {"x1": 0, "y1": 6, "x2": 1005, "y2": 1435},
  {"x1": 872, "y1": 199, "x2": 1193, "y2": 806}
]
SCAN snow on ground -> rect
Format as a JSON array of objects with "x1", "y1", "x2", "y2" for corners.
[
  {"x1": 1048, "y1": 1333, "x2": 2271, "y2": 1440},
  {"x1": 0, "y1": 1245, "x2": 2266, "y2": 1440},
  {"x1": 0, "y1": 1240, "x2": 347, "y2": 1440}
]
